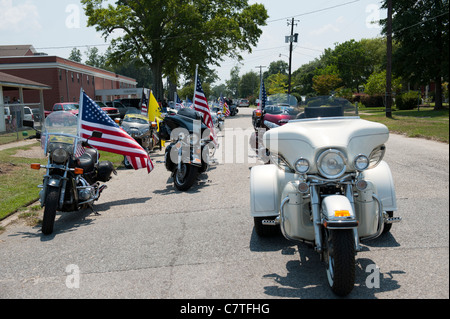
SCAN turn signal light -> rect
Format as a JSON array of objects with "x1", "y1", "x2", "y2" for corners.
[
  {"x1": 335, "y1": 210, "x2": 351, "y2": 217},
  {"x1": 30, "y1": 163, "x2": 41, "y2": 170},
  {"x1": 255, "y1": 110, "x2": 262, "y2": 117},
  {"x1": 74, "y1": 168, "x2": 84, "y2": 175}
]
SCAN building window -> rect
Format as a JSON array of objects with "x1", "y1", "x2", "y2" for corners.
[
  {"x1": 59, "y1": 69, "x2": 62, "y2": 80},
  {"x1": 71, "y1": 72, "x2": 74, "y2": 82},
  {"x1": 77, "y1": 73, "x2": 80, "y2": 83},
  {"x1": 87, "y1": 76, "x2": 89, "y2": 84}
]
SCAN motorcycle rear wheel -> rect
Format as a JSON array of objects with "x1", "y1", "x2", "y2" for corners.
[
  {"x1": 324, "y1": 229, "x2": 355, "y2": 296},
  {"x1": 42, "y1": 186, "x2": 59, "y2": 235},
  {"x1": 174, "y1": 163, "x2": 198, "y2": 191}
]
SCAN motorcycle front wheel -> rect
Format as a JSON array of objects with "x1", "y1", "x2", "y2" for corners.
[
  {"x1": 42, "y1": 186, "x2": 59, "y2": 235},
  {"x1": 174, "y1": 163, "x2": 198, "y2": 191},
  {"x1": 324, "y1": 229, "x2": 355, "y2": 296}
]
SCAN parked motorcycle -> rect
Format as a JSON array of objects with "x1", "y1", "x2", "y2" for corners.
[
  {"x1": 160, "y1": 108, "x2": 213, "y2": 191},
  {"x1": 29, "y1": 111, "x2": 116, "y2": 235},
  {"x1": 211, "y1": 105, "x2": 225, "y2": 131},
  {"x1": 250, "y1": 96, "x2": 401, "y2": 296},
  {"x1": 119, "y1": 111, "x2": 160, "y2": 168}
]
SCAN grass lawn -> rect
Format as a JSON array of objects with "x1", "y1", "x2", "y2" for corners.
[
  {"x1": 359, "y1": 105, "x2": 449, "y2": 143},
  {"x1": 0, "y1": 143, "x2": 124, "y2": 221}
]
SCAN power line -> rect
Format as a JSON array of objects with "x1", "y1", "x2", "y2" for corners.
[{"x1": 267, "y1": 0, "x2": 361, "y2": 23}]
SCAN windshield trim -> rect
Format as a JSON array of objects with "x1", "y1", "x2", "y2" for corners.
[{"x1": 290, "y1": 116, "x2": 361, "y2": 123}]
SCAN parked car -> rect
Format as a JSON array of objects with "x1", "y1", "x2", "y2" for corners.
[
  {"x1": 23, "y1": 106, "x2": 34, "y2": 122},
  {"x1": 50, "y1": 103, "x2": 80, "y2": 116},
  {"x1": 237, "y1": 98, "x2": 250, "y2": 107},
  {"x1": 105, "y1": 100, "x2": 129, "y2": 118},
  {"x1": 94, "y1": 101, "x2": 121, "y2": 120},
  {"x1": 31, "y1": 108, "x2": 41, "y2": 122}
]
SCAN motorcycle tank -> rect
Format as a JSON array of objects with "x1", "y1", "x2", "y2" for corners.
[
  {"x1": 164, "y1": 108, "x2": 209, "y2": 134},
  {"x1": 263, "y1": 117, "x2": 389, "y2": 171}
]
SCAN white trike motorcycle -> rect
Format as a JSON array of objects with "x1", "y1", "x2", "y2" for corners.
[{"x1": 250, "y1": 96, "x2": 401, "y2": 296}]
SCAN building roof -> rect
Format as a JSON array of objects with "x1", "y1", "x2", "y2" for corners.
[
  {"x1": 0, "y1": 55, "x2": 137, "y2": 86},
  {"x1": 0, "y1": 45, "x2": 37, "y2": 57},
  {"x1": 0, "y1": 71, "x2": 51, "y2": 90}
]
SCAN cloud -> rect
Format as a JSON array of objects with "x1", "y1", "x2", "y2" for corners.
[{"x1": 0, "y1": 0, "x2": 42, "y2": 32}]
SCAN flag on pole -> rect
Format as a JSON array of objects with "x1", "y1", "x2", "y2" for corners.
[
  {"x1": 78, "y1": 90, "x2": 154, "y2": 173},
  {"x1": 147, "y1": 90, "x2": 161, "y2": 122},
  {"x1": 193, "y1": 75, "x2": 217, "y2": 145},
  {"x1": 141, "y1": 89, "x2": 149, "y2": 116},
  {"x1": 259, "y1": 80, "x2": 267, "y2": 111}
]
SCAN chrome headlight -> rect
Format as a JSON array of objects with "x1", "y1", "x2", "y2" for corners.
[
  {"x1": 295, "y1": 158, "x2": 310, "y2": 174},
  {"x1": 354, "y1": 154, "x2": 369, "y2": 171},
  {"x1": 317, "y1": 149, "x2": 347, "y2": 179},
  {"x1": 368, "y1": 145, "x2": 386, "y2": 169},
  {"x1": 51, "y1": 148, "x2": 69, "y2": 164}
]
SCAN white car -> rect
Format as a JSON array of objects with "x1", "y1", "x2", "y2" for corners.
[{"x1": 23, "y1": 106, "x2": 34, "y2": 122}]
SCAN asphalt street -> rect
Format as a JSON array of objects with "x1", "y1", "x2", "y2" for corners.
[{"x1": 0, "y1": 107, "x2": 448, "y2": 300}]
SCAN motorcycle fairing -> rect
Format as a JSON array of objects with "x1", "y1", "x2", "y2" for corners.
[{"x1": 361, "y1": 160, "x2": 397, "y2": 212}]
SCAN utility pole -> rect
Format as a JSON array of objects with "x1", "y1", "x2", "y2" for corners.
[
  {"x1": 286, "y1": 18, "x2": 299, "y2": 98},
  {"x1": 385, "y1": 0, "x2": 393, "y2": 118}
]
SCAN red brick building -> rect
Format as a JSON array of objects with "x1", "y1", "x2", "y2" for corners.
[{"x1": 0, "y1": 51, "x2": 137, "y2": 111}]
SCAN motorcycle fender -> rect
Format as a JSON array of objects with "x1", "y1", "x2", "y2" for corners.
[
  {"x1": 361, "y1": 161, "x2": 398, "y2": 212},
  {"x1": 321, "y1": 195, "x2": 358, "y2": 229},
  {"x1": 250, "y1": 164, "x2": 280, "y2": 217},
  {"x1": 47, "y1": 176, "x2": 63, "y2": 187}
]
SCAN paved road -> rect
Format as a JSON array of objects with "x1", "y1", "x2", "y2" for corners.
[{"x1": 0, "y1": 108, "x2": 448, "y2": 300}]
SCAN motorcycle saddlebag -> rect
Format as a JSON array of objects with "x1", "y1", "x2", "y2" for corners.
[{"x1": 97, "y1": 161, "x2": 115, "y2": 182}]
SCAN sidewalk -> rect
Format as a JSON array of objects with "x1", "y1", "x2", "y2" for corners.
[{"x1": 0, "y1": 139, "x2": 38, "y2": 151}]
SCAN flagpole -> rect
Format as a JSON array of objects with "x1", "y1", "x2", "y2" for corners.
[
  {"x1": 193, "y1": 64, "x2": 198, "y2": 109},
  {"x1": 78, "y1": 88, "x2": 84, "y2": 139}
]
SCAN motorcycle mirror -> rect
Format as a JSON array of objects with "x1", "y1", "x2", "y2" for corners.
[{"x1": 91, "y1": 131, "x2": 103, "y2": 139}]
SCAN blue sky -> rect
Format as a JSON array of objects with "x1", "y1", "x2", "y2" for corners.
[{"x1": 0, "y1": 0, "x2": 386, "y2": 84}]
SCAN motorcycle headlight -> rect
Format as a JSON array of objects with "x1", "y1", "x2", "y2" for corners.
[
  {"x1": 295, "y1": 158, "x2": 310, "y2": 174},
  {"x1": 51, "y1": 148, "x2": 69, "y2": 164},
  {"x1": 354, "y1": 154, "x2": 369, "y2": 171},
  {"x1": 368, "y1": 145, "x2": 386, "y2": 169},
  {"x1": 317, "y1": 149, "x2": 347, "y2": 179}
]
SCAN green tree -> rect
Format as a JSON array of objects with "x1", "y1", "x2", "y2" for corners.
[
  {"x1": 266, "y1": 73, "x2": 288, "y2": 95},
  {"x1": 321, "y1": 39, "x2": 371, "y2": 92},
  {"x1": 239, "y1": 71, "x2": 259, "y2": 98},
  {"x1": 380, "y1": 0, "x2": 449, "y2": 109},
  {"x1": 364, "y1": 70, "x2": 402, "y2": 96},
  {"x1": 81, "y1": 0, "x2": 268, "y2": 102},
  {"x1": 85, "y1": 47, "x2": 106, "y2": 68},
  {"x1": 312, "y1": 74, "x2": 342, "y2": 95},
  {"x1": 68, "y1": 47, "x2": 82, "y2": 62},
  {"x1": 226, "y1": 66, "x2": 241, "y2": 98}
]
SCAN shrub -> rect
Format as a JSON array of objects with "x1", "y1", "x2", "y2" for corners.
[
  {"x1": 396, "y1": 91, "x2": 420, "y2": 110},
  {"x1": 360, "y1": 95, "x2": 384, "y2": 108}
]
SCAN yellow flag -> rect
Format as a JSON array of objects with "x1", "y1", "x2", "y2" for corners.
[{"x1": 148, "y1": 91, "x2": 161, "y2": 122}]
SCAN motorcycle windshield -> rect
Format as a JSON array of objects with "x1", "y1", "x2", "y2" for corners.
[
  {"x1": 42, "y1": 111, "x2": 80, "y2": 155},
  {"x1": 298, "y1": 96, "x2": 358, "y2": 120}
]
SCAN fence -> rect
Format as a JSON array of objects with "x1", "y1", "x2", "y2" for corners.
[{"x1": 0, "y1": 103, "x2": 44, "y2": 141}]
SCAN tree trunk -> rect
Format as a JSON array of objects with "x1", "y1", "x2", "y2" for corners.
[
  {"x1": 151, "y1": 62, "x2": 164, "y2": 102},
  {"x1": 434, "y1": 76, "x2": 443, "y2": 110}
]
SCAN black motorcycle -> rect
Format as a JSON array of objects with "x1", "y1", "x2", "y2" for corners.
[
  {"x1": 118, "y1": 111, "x2": 161, "y2": 169},
  {"x1": 160, "y1": 108, "x2": 214, "y2": 191},
  {"x1": 29, "y1": 111, "x2": 116, "y2": 235}
]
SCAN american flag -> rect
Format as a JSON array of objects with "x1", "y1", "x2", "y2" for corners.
[
  {"x1": 78, "y1": 91, "x2": 154, "y2": 173},
  {"x1": 260, "y1": 81, "x2": 267, "y2": 111},
  {"x1": 219, "y1": 93, "x2": 230, "y2": 117},
  {"x1": 141, "y1": 89, "x2": 149, "y2": 116},
  {"x1": 193, "y1": 77, "x2": 217, "y2": 145}
]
